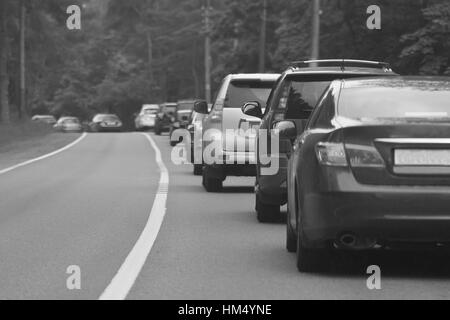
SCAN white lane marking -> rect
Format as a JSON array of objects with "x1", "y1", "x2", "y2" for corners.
[
  {"x1": 99, "y1": 133, "x2": 169, "y2": 300},
  {"x1": 0, "y1": 132, "x2": 88, "y2": 176}
]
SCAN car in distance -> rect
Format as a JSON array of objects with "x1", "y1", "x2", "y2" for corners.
[
  {"x1": 281, "y1": 76, "x2": 450, "y2": 272},
  {"x1": 188, "y1": 110, "x2": 208, "y2": 175},
  {"x1": 89, "y1": 114, "x2": 123, "y2": 132},
  {"x1": 195, "y1": 73, "x2": 280, "y2": 192},
  {"x1": 135, "y1": 104, "x2": 159, "y2": 131},
  {"x1": 31, "y1": 115, "x2": 57, "y2": 125},
  {"x1": 169, "y1": 100, "x2": 195, "y2": 147},
  {"x1": 54, "y1": 117, "x2": 83, "y2": 133},
  {"x1": 243, "y1": 59, "x2": 398, "y2": 223},
  {"x1": 154, "y1": 103, "x2": 177, "y2": 135}
]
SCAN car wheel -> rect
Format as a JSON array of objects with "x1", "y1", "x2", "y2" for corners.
[
  {"x1": 255, "y1": 193, "x2": 280, "y2": 223},
  {"x1": 202, "y1": 168, "x2": 223, "y2": 192},
  {"x1": 193, "y1": 164, "x2": 203, "y2": 176},
  {"x1": 286, "y1": 212, "x2": 297, "y2": 253}
]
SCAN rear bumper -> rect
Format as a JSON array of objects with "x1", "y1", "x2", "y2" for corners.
[
  {"x1": 303, "y1": 184, "x2": 450, "y2": 247},
  {"x1": 98, "y1": 126, "x2": 122, "y2": 132}
]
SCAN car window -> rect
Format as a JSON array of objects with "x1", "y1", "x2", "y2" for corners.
[
  {"x1": 338, "y1": 83, "x2": 450, "y2": 121},
  {"x1": 143, "y1": 109, "x2": 158, "y2": 115},
  {"x1": 177, "y1": 103, "x2": 194, "y2": 111},
  {"x1": 224, "y1": 80, "x2": 275, "y2": 109},
  {"x1": 96, "y1": 115, "x2": 119, "y2": 122},
  {"x1": 63, "y1": 119, "x2": 79, "y2": 124},
  {"x1": 284, "y1": 81, "x2": 331, "y2": 119},
  {"x1": 308, "y1": 88, "x2": 334, "y2": 129}
]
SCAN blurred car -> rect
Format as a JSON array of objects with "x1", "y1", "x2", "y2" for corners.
[
  {"x1": 89, "y1": 114, "x2": 123, "y2": 132},
  {"x1": 194, "y1": 73, "x2": 280, "y2": 192},
  {"x1": 282, "y1": 76, "x2": 450, "y2": 272},
  {"x1": 188, "y1": 111, "x2": 208, "y2": 175},
  {"x1": 31, "y1": 115, "x2": 57, "y2": 125},
  {"x1": 154, "y1": 103, "x2": 177, "y2": 135},
  {"x1": 54, "y1": 117, "x2": 83, "y2": 133},
  {"x1": 135, "y1": 104, "x2": 159, "y2": 131},
  {"x1": 169, "y1": 100, "x2": 195, "y2": 147},
  {"x1": 242, "y1": 59, "x2": 398, "y2": 223}
]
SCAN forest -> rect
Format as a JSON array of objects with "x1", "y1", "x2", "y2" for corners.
[{"x1": 0, "y1": 0, "x2": 449, "y2": 126}]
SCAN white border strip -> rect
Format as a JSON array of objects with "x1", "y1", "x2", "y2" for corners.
[
  {"x1": 0, "y1": 132, "x2": 88, "y2": 176},
  {"x1": 99, "y1": 133, "x2": 169, "y2": 300}
]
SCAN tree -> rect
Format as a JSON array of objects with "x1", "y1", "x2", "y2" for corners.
[
  {"x1": 0, "y1": 0, "x2": 10, "y2": 123},
  {"x1": 400, "y1": 0, "x2": 450, "y2": 75}
]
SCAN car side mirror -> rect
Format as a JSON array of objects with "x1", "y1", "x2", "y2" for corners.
[
  {"x1": 194, "y1": 100, "x2": 209, "y2": 114},
  {"x1": 241, "y1": 101, "x2": 263, "y2": 119},
  {"x1": 274, "y1": 121, "x2": 297, "y2": 141}
]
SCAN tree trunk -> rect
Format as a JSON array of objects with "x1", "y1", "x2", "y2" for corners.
[
  {"x1": 146, "y1": 29, "x2": 153, "y2": 88},
  {"x1": 0, "y1": 0, "x2": 10, "y2": 124},
  {"x1": 19, "y1": 0, "x2": 26, "y2": 118}
]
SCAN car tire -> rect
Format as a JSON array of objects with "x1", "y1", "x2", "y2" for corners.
[
  {"x1": 286, "y1": 214, "x2": 297, "y2": 253},
  {"x1": 202, "y1": 169, "x2": 223, "y2": 192},
  {"x1": 255, "y1": 193, "x2": 280, "y2": 223},
  {"x1": 193, "y1": 164, "x2": 203, "y2": 176}
]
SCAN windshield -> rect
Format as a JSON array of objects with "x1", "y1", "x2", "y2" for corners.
[
  {"x1": 163, "y1": 106, "x2": 177, "y2": 114},
  {"x1": 96, "y1": 115, "x2": 119, "y2": 122},
  {"x1": 63, "y1": 119, "x2": 79, "y2": 124},
  {"x1": 178, "y1": 103, "x2": 194, "y2": 111},
  {"x1": 225, "y1": 80, "x2": 275, "y2": 108},
  {"x1": 143, "y1": 109, "x2": 158, "y2": 115},
  {"x1": 338, "y1": 83, "x2": 450, "y2": 121}
]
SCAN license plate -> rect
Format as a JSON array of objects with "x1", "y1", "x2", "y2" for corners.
[{"x1": 395, "y1": 149, "x2": 450, "y2": 166}]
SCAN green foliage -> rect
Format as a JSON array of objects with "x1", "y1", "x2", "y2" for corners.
[{"x1": 1, "y1": 0, "x2": 449, "y2": 124}]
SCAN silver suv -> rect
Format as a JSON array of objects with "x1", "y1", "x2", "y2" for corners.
[{"x1": 194, "y1": 73, "x2": 280, "y2": 192}]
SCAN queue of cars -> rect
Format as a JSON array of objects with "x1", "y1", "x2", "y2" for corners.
[{"x1": 173, "y1": 59, "x2": 450, "y2": 273}]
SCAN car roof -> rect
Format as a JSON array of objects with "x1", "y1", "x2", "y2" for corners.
[
  {"x1": 142, "y1": 104, "x2": 159, "y2": 109},
  {"x1": 177, "y1": 100, "x2": 196, "y2": 104},
  {"x1": 94, "y1": 114, "x2": 118, "y2": 117},
  {"x1": 338, "y1": 76, "x2": 450, "y2": 90},
  {"x1": 59, "y1": 116, "x2": 78, "y2": 121},
  {"x1": 33, "y1": 115, "x2": 55, "y2": 118},
  {"x1": 285, "y1": 59, "x2": 396, "y2": 76},
  {"x1": 287, "y1": 67, "x2": 396, "y2": 75},
  {"x1": 228, "y1": 73, "x2": 280, "y2": 81}
]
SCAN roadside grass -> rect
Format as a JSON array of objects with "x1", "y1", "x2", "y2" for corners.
[{"x1": 0, "y1": 121, "x2": 82, "y2": 170}]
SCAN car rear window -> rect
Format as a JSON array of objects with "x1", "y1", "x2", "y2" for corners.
[
  {"x1": 97, "y1": 115, "x2": 119, "y2": 122},
  {"x1": 178, "y1": 103, "x2": 194, "y2": 111},
  {"x1": 143, "y1": 109, "x2": 158, "y2": 115},
  {"x1": 338, "y1": 83, "x2": 450, "y2": 121},
  {"x1": 224, "y1": 80, "x2": 275, "y2": 108},
  {"x1": 63, "y1": 119, "x2": 79, "y2": 124}
]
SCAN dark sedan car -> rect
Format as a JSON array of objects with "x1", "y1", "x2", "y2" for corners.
[
  {"x1": 89, "y1": 114, "x2": 123, "y2": 132},
  {"x1": 154, "y1": 103, "x2": 177, "y2": 135},
  {"x1": 280, "y1": 77, "x2": 450, "y2": 272},
  {"x1": 169, "y1": 100, "x2": 195, "y2": 147}
]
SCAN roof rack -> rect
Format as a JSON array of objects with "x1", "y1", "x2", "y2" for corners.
[{"x1": 289, "y1": 59, "x2": 392, "y2": 71}]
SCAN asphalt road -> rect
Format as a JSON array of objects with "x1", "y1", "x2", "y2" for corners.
[{"x1": 1, "y1": 132, "x2": 450, "y2": 300}]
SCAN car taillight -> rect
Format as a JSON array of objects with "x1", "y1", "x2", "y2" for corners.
[
  {"x1": 315, "y1": 142, "x2": 348, "y2": 167},
  {"x1": 346, "y1": 144, "x2": 384, "y2": 168}
]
